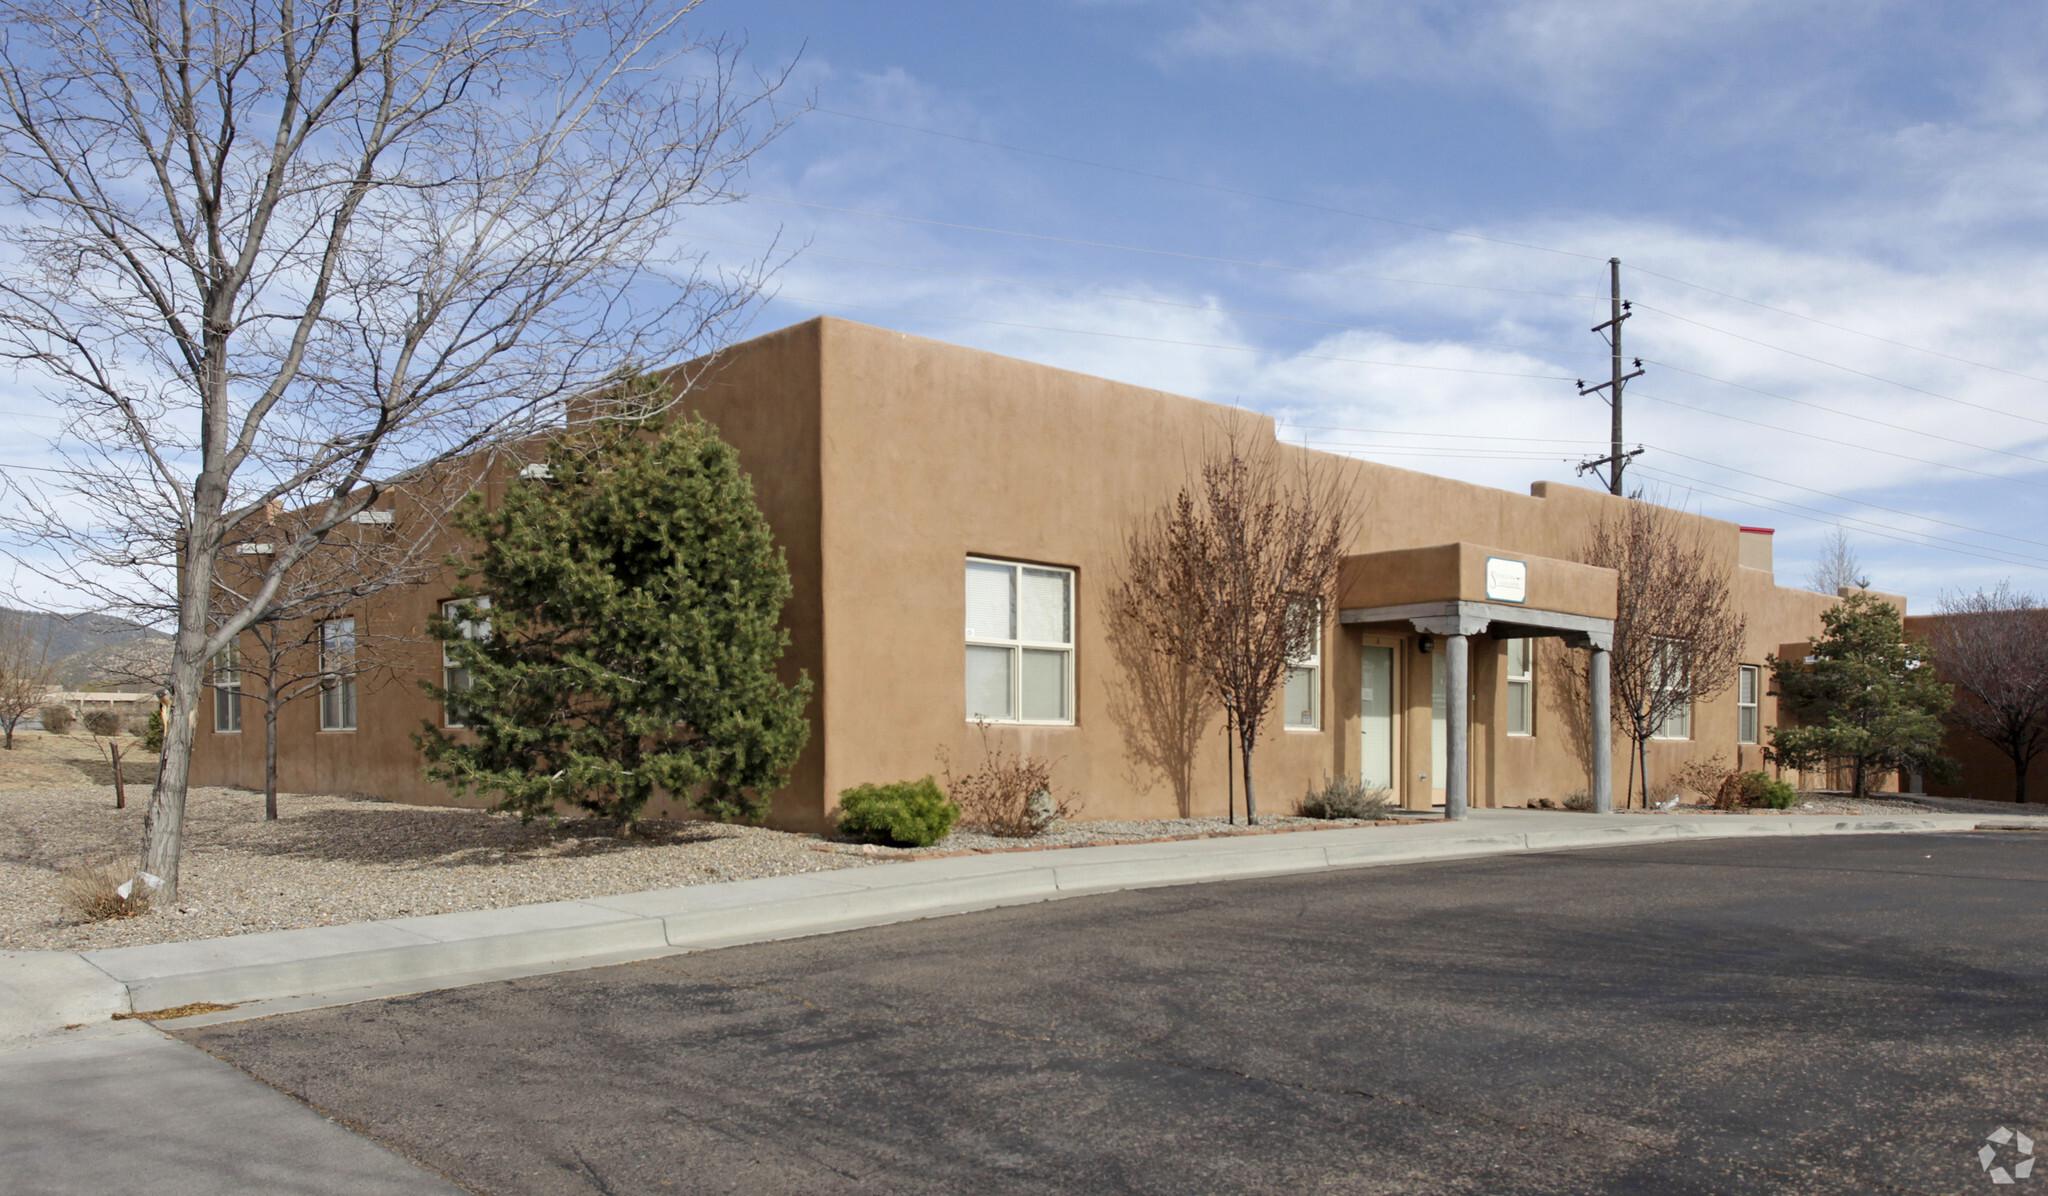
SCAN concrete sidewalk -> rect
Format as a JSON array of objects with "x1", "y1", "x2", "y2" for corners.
[
  {"x1": 0, "y1": 1021, "x2": 465, "y2": 1195},
  {"x1": 5, "y1": 808, "x2": 2026, "y2": 1045}
]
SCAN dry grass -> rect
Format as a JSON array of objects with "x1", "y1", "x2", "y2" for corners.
[
  {"x1": 0, "y1": 728, "x2": 157, "y2": 790},
  {"x1": 114, "y1": 1002, "x2": 237, "y2": 1021},
  {"x1": 56, "y1": 859, "x2": 152, "y2": 921}
]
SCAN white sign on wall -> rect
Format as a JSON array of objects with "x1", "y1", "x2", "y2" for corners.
[{"x1": 1485, "y1": 557, "x2": 1528, "y2": 604}]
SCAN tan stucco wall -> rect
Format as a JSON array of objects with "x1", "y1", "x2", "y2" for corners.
[{"x1": 194, "y1": 316, "x2": 1868, "y2": 828}]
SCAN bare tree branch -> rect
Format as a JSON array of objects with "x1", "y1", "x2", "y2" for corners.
[
  {"x1": 0, "y1": 0, "x2": 798, "y2": 897},
  {"x1": 1928, "y1": 583, "x2": 2048, "y2": 803}
]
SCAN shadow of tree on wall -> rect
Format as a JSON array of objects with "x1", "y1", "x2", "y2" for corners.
[
  {"x1": 1546, "y1": 639, "x2": 1600, "y2": 800},
  {"x1": 1102, "y1": 598, "x2": 1219, "y2": 818}
]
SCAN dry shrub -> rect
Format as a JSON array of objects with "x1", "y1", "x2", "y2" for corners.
[
  {"x1": 1299, "y1": 775, "x2": 1392, "y2": 820},
  {"x1": 942, "y1": 722, "x2": 1078, "y2": 838},
  {"x1": 1561, "y1": 790, "x2": 1597, "y2": 812},
  {"x1": 1654, "y1": 753, "x2": 1731, "y2": 806},
  {"x1": 57, "y1": 859, "x2": 153, "y2": 922},
  {"x1": 81, "y1": 709, "x2": 122, "y2": 737},
  {"x1": 38, "y1": 703, "x2": 74, "y2": 734}
]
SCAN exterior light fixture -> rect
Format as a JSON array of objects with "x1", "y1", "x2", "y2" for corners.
[{"x1": 1418, "y1": 634, "x2": 1434, "y2": 654}]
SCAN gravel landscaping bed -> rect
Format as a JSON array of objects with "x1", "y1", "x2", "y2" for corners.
[
  {"x1": 812, "y1": 813, "x2": 1412, "y2": 860},
  {"x1": 0, "y1": 785, "x2": 885, "y2": 953},
  {"x1": 1623, "y1": 792, "x2": 2048, "y2": 817}
]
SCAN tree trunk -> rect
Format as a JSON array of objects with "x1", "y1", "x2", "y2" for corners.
[
  {"x1": 142, "y1": 631, "x2": 207, "y2": 901},
  {"x1": 2014, "y1": 750, "x2": 2029, "y2": 805},
  {"x1": 111, "y1": 741, "x2": 126, "y2": 809},
  {"x1": 1240, "y1": 722, "x2": 1259, "y2": 825},
  {"x1": 1638, "y1": 737, "x2": 1650, "y2": 810},
  {"x1": 265, "y1": 695, "x2": 280, "y2": 821},
  {"x1": 1851, "y1": 756, "x2": 1867, "y2": 801},
  {"x1": 1224, "y1": 709, "x2": 1235, "y2": 825}
]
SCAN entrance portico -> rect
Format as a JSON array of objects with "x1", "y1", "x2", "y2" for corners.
[{"x1": 1337, "y1": 543, "x2": 1618, "y2": 820}]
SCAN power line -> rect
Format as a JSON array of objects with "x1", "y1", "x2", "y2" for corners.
[
  {"x1": 1633, "y1": 463, "x2": 2048, "y2": 573},
  {"x1": 1636, "y1": 303, "x2": 2048, "y2": 428},
  {"x1": 808, "y1": 103, "x2": 2045, "y2": 386},
  {"x1": 692, "y1": 233, "x2": 1612, "y2": 361},
  {"x1": 773, "y1": 294, "x2": 1579, "y2": 381},
  {"x1": 1627, "y1": 265, "x2": 2048, "y2": 387},
  {"x1": 1630, "y1": 387, "x2": 2048, "y2": 491},
  {"x1": 813, "y1": 106, "x2": 1608, "y2": 263},
  {"x1": 1642, "y1": 357, "x2": 2048, "y2": 469},
  {"x1": 754, "y1": 197, "x2": 1609, "y2": 301},
  {"x1": 1272, "y1": 414, "x2": 2048, "y2": 554}
]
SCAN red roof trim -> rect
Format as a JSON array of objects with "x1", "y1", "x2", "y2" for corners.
[{"x1": 1738, "y1": 526, "x2": 1775, "y2": 535}]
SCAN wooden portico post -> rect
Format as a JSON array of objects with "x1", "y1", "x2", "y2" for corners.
[{"x1": 1590, "y1": 644, "x2": 1613, "y2": 814}]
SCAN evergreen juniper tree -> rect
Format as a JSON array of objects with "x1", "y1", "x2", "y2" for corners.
[
  {"x1": 418, "y1": 408, "x2": 811, "y2": 827},
  {"x1": 1769, "y1": 592, "x2": 1953, "y2": 800}
]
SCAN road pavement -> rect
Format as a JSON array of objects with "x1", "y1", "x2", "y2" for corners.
[{"x1": 176, "y1": 831, "x2": 2048, "y2": 1195}]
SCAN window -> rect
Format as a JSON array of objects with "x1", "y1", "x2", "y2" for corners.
[
  {"x1": 441, "y1": 598, "x2": 491, "y2": 728},
  {"x1": 1505, "y1": 638, "x2": 1534, "y2": 736},
  {"x1": 1737, "y1": 664, "x2": 1760, "y2": 745},
  {"x1": 212, "y1": 641, "x2": 241, "y2": 733},
  {"x1": 965, "y1": 558, "x2": 1073, "y2": 723},
  {"x1": 1652, "y1": 638, "x2": 1691, "y2": 740},
  {"x1": 1283, "y1": 601, "x2": 1321, "y2": 730},
  {"x1": 319, "y1": 617, "x2": 357, "y2": 731}
]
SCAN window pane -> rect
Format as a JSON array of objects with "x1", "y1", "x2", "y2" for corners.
[
  {"x1": 1738, "y1": 665, "x2": 1757, "y2": 704},
  {"x1": 965, "y1": 562, "x2": 1014, "y2": 640},
  {"x1": 1021, "y1": 648, "x2": 1067, "y2": 720},
  {"x1": 1738, "y1": 705, "x2": 1758, "y2": 744},
  {"x1": 1507, "y1": 680, "x2": 1531, "y2": 736},
  {"x1": 1284, "y1": 665, "x2": 1318, "y2": 729},
  {"x1": 1019, "y1": 568, "x2": 1070, "y2": 645},
  {"x1": 966, "y1": 645, "x2": 1013, "y2": 719},
  {"x1": 1506, "y1": 637, "x2": 1528, "y2": 678}
]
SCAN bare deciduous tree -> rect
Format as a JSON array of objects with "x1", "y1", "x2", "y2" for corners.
[
  {"x1": 213, "y1": 490, "x2": 449, "y2": 819},
  {"x1": 1806, "y1": 526, "x2": 1870, "y2": 596},
  {"x1": 1928, "y1": 583, "x2": 2048, "y2": 803},
  {"x1": 1113, "y1": 429, "x2": 1349, "y2": 824},
  {"x1": 0, "y1": 610, "x2": 56, "y2": 749},
  {"x1": 1574, "y1": 499, "x2": 1748, "y2": 808},
  {"x1": 0, "y1": 0, "x2": 793, "y2": 897}
]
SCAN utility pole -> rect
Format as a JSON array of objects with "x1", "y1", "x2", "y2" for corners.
[{"x1": 1575, "y1": 257, "x2": 1645, "y2": 494}]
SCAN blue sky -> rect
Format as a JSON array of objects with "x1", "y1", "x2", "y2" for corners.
[{"x1": 677, "y1": 0, "x2": 2048, "y2": 609}]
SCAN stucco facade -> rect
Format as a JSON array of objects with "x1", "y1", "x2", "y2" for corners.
[{"x1": 193, "y1": 316, "x2": 1894, "y2": 829}]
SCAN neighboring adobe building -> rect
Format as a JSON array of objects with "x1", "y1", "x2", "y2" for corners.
[{"x1": 192, "y1": 316, "x2": 1905, "y2": 831}]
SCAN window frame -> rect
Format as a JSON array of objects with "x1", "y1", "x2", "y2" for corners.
[
  {"x1": 1736, "y1": 663, "x2": 1760, "y2": 745},
  {"x1": 212, "y1": 640, "x2": 241, "y2": 734},
  {"x1": 1504, "y1": 637, "x2": 1534, "y2": 737},
  {"x1": 441, "y1": 598, "x2": 491, "y2": 728},
  {"x1": 1650, "y1": 637, "x2": 1692, "y2": 741},
  {"x1": 963, "y1": 557, "x2": 1076, "y2": 726},
  {"x1": 318, "y1": 616, "x2": 357, "y2": 732},
  {"x1": 1283, "y1": 600, "x2": 1322, "y2": 731}
]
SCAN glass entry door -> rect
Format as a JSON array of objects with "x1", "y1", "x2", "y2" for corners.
[{"x1": 1359, "y1": 645, "x2": 1396, "y2": 791}]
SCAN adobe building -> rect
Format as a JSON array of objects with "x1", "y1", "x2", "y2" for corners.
[{"x1": 192, "y1": 316, "x2": 1898, "y2": 830}]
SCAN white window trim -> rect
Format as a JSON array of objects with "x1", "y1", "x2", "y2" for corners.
[
  {"x1": 319, "y1": 617, "x2": 357, "y2": 732},
  {"x1": 1283, "y1": 602, "x2": 1322, "y2": 731},
  {"x1": 1650, "y1": 637, "x2": 1692, "y2": 741},
  {"x1": 1504, "y1": 637, "x2": 1534, "y2": 738},
  {"x1": 441, "y1": 598, "x2": 490, "y2": 728},
  {"x1": 212, "y1": 642, "x2": 241, "y2": 734},
  {"x1": 1736, "y1": 664, "x2": 1760, "y2": 745},
  {"x1": 965, "y1": 556, "x2": 1076, "y2": 725}
]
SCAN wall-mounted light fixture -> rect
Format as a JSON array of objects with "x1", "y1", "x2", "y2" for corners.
[{"x1": 1418, "y1": 634, "x2": 1435, "y2": 654}]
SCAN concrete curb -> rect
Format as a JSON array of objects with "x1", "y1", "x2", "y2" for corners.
[{"x1": 1, "y1": 811, "x2": 2013, "y2": 1042}]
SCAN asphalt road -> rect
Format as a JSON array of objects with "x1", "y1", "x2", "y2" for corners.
[{"x1": 182, "y1": 832, "x2": 2048, "y2": 1195}]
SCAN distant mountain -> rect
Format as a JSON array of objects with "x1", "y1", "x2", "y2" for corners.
[{"x1": 2, "y1": 608, "x2": 172, "y2": 690}]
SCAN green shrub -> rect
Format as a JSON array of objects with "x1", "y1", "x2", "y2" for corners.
[
  {"x1": 1299, "y1": 775, "x2": 1393, "y2": 820},
  {"x1": 836, "y1": 778, "x2": 960, "y2": 847},
  {"x1": 1749, "y1": 773, "x2": 1799, "y2": 810},
  {"x1": 38, "y1": 704, "x2": 74, "y2": 734},
  {"x1": 141, "y1": 707, "x2": 164, "y2": 753},
  {"x1": 1716, "y1": 770, "x2": 1800, "y2": 811}
]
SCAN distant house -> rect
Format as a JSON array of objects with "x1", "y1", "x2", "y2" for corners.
[{"x1": 191, "y1": 316, "x2": 1920, "y2": 829}]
